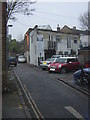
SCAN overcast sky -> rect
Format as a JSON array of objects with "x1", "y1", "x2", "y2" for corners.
[{"x1": 8, "y1": 1, "x2": 88, "y2": 41}]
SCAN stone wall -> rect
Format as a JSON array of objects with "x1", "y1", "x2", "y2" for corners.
[{"x1": 78, "y1": 50, "x2": 90, "y2": 65}]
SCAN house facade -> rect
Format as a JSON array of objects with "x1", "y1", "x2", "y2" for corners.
[{"x1": 24, "y1": 25, "x2": 83, "y2": 66}]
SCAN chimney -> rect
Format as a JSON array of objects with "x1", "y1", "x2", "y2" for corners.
[
  {"x1": 57, "y1": 24, "x2": 60, "y2": 31},
  {"x1": 34, "y1": 25, "x2": 38, "y2": 29},
  {"x1": 73, "y1": 26, "x2": 76, "y2": 29}
]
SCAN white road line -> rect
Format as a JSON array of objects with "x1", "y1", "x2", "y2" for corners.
[{"x1": 65, "y1": 106, "x2": 85, "y2": 120}]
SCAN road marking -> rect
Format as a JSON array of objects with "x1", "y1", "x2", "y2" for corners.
[
  {"x1": 24, "y1": 84, "x2": 45, "y2": 119},
  {"x1": 14, "y1": 71, "x2": 40, "y2": 119},
  {"x1": 65, "y1": 106, "x2": 85, "y2": 120},
  {"x1": 14, "y1": 70, "x2": 44, "y2": 120}
]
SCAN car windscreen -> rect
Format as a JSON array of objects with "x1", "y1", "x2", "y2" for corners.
[
  {"x1": 18, "y1": 56, "x2": 25, "y2": 58},
  {"x1": 46, "y1": 58, "x2": 52, "y2": 61},
  {"x1": 9, "y1": 57, "x2": 16, "y2": 60},
  {"x1": 50, "y1": 58, "x2": 57, "y2": 62},
  {"x1": 52, "y1": 55, "x2": 60, "y2": 58},
  {"x1": 55, "y1": 58, "x2": 67, "y2": 63},
  {"x1": 46, "y1": 58, "x2": 56, "y2": 62}
]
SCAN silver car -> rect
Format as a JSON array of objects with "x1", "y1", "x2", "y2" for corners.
[
  {"x1": 40, "y1": 58, "x2": 57, "y2": 70},
  {"x1": 18, "y1": 55, "x2": 27, "y2": 63}
]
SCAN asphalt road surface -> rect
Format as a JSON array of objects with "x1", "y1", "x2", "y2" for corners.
[{"x1": 14, "y1": 63, "x2": 88, "y2": 119}]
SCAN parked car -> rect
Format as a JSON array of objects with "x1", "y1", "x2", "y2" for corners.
[
  {"x1": 48, "y1": 57, "x2": 80, "y2": 73},
  {"x1": 84, "y1": 59, "x2": 90, "y2": 68},
  {"x1": 51, "y1": 55, "x2": 62, "y2": 58},
  {"x1": 18, "y1": 55, "x2": 27, "y2": 63},
  {"x1": 73, "y1": 68, "x2": 90, "y2": 84},
  {"x1": 40, "y1": 58, "x2": 57, "y2": 70},
  {"x1": 8, "y1": 57, "x2": 17, "y2": 67}
]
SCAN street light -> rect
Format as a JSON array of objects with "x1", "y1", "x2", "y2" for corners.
[
  {"x1": 8, "y1": 25, "x2": 13, "y2": 27},
  {"x1": 7, "y1": 24, "x2": 13, "y2": 39},
  {"x1": 6, "y1": 24, "x2": 13, "y2": 59}
]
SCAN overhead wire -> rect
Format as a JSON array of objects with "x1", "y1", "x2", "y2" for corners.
[
  {"x1": 11, "y1": 9, "x2": 81, "y2": 29},
  {"x1": 35, "y1": 10, "x2": 78, "y2": 19}
]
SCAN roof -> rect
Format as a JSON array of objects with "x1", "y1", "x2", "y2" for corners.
[
  {"x1": 38, "y1": 25, "x2": 52, "y2": 30},
  {"x1": 61, "y1": 25, "x2": 90, "y2": 35},
  {"x1": 25, "y1": 25, "x2": 90, "y2": 36}
]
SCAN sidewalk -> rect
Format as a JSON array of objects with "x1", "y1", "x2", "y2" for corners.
[{"x1": 2, "y1": 67, "x2": 31, "y2": 118}]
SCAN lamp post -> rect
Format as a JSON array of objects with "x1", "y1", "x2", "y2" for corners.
[{"x1": 7, "y1": 24, "x2": 13, "y2": 57}]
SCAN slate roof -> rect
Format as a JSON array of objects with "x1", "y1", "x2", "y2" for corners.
[
  {"x1": 25, "y1": 25, "x2": 90, "y2": 36},
  {"x1": 61, "y1": 25, "x2": 90, "y2": 35}
]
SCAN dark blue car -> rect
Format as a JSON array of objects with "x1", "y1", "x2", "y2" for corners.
[
  {"x1": 73, "y1": 68, "x2": 90, "y2": 84},
  {"x1": 8, "y1": 57, "x2": 17, "y2": 67}
]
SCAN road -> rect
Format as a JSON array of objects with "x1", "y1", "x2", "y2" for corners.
[{"x1": 14, "y1": 63, "x2": 88, "y2": 119}]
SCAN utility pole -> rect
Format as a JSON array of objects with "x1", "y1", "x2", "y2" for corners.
[
  {"x1": 0, "y1": 1, "x2": 2, "y2": 119},
  {"x1": 2, "y1": 2, "x2": 7, "y2": 92}
]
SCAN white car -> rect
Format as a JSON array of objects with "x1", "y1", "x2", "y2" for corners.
[
  {"x1": 40, "y1": 58, "x2": 57, "y2": 70},
  {"x1": 51, "y1": 55, "x2": 62, "y2": 58},
  {"x1": 18, "y1": 55, "x2": 27, "y2": 63}
]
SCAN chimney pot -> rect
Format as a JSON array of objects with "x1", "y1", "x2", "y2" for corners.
[
  {"x1": 57, "y1": 24, "x2": 60, "y2": 31},
  {"x1": 73, "y1": 26, "x2": 76, "y2": 29}
]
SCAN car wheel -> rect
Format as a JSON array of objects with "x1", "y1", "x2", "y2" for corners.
[
  {"x1": 42, "y1": 68, "x2": 46, "y2": 70},
  {"x1": 61, "y1": 67, "x2": 67, "y2": 74},
  {"x1": 79, "y1": 72, "x2": 89, "y2": 84},
  {"x1": 49, "y1": 71, "x2": 52, "y2": 73}
]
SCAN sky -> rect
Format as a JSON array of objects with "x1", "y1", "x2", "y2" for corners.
[{"x1": 8, "y1": 1, "x2": 89, "y2": 41}]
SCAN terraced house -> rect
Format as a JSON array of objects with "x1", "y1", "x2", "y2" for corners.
[{"x1": 24, "y1": 25, "x2": 85, "y2": 66}]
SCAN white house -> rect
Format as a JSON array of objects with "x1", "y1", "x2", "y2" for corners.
[
  {"x1": 30, "y1": 26, "x2": 44, "y2": 66},
  {"x1": 24, "y1": 25, "x2": 84, "y2": 66}
]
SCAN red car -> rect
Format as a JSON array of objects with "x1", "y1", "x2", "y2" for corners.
[
  {"x1": 48, "y1": 57, "x2": 80, "y2": 73},
  {"x1": 84, "y1": 59, "x2": 90, "y2": 68}
]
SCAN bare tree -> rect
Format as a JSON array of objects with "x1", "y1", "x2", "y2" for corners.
[
  {"x1": 7, "y1": 0, "x2": 36, "y2": 23},
  {"x1": 79, "y1": 11, "x2": 89, "y2": 30}
]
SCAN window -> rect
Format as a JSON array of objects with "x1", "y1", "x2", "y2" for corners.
[
  {"x1": 56, "y1": 35, "x2": 61, "y2": 43},
  {"x1": 48, "y1": 35, "x2": 56, "y2": 49},
  {"x1": 64, "y1": 51, "x2": 68, "y2": 55},
  {"x1": 74, "y1": 38, "x2": 77, "y2": 43},
  {"x1": 67, "y1": 37, "x2": 71, "y2": 48},
  {"x1": 35, "y1": 45, "x2": 36, "y2": 54},
  {"x1": 31, "y1": 35, "x2": 33, "y2": 43},
  {"x1": 54, "y1": 41, "x2": 56, "y2": 49},
  {"x1": 67, "y1": 58, "x2": 78, "y2": 63}
]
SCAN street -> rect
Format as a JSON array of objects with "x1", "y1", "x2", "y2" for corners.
[{"x1": 14, "y1": 63, "x2": 88, "y2": 119}]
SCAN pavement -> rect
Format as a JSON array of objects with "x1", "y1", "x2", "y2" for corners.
[{"x1": 2, "y1": 67, "x2": 31, "y2": 119}]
